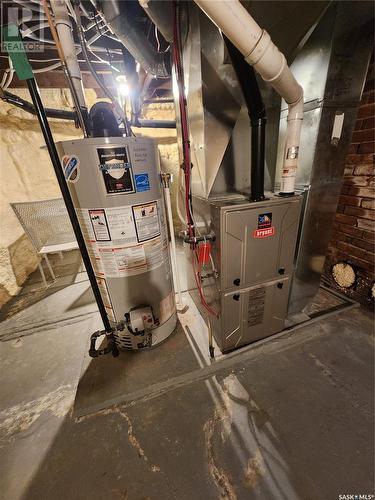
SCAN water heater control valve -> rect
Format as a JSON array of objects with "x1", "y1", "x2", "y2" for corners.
[{"x1": 129, "y1": 307, "x2": 155, "y2": 333}]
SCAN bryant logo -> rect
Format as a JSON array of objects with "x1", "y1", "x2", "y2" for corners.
[{"x1": 258, "y1": 212, "x2": 272, "y2": 229}]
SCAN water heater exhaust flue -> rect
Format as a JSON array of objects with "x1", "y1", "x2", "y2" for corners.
[{"x1": 56, "y1": 136, "x2": 177, "y2": 353}]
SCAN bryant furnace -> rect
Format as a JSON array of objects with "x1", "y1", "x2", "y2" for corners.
[{"x1": 200, "y1": 194, "x2": 302, "y2": 353}]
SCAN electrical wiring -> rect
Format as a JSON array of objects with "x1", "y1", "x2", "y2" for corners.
[
  {"x1": 15, "y1": 31, "x2": 105, "y2": 74},
  {"x1": 22, "y1": 21, "x2": 50, "y2": 37},
  {"x1": 74, "y1": 3, "x2": 131, "y2": 135},
  {"x1": 172, "y1": 1, "x2": 194, "y2": 238},
  {"x1": 13, "y1": 0, "x2": 45, "y2": 13},
  {"x1": 64, "y1": 0, "x2": 77, "y2": 22},
  {"x1": 0, "y1": 55, "x2": 121, "y2": 64},
  {"x1": 172, "y1": 1, "x2": 219, "y2": 320},
  {"x1": 78, "y1": 2, "x2": 93, "y2": 20},
  {"x1": 191, "y1": 250, "x2": 219, "y2": 318},
  {"x1": 1, "y1": 58, "x2": 14, "y2": 90},
  {"x1": 84, "y1": 17, "x2": 106, "y2": 33},
  {"x1": 42, "y1": 0, "x2": 89, "y2": 135}
]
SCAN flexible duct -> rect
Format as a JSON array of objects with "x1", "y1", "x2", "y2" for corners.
[
  {"x1": 49, "y1": 0, "x2": 87, "y2": 109},
  {"x1": 194, "y1": 0, "x2": 304, "y2": 195},
  {"x1": 93, "y1": 0, "x2": 171, "y2": 78}
]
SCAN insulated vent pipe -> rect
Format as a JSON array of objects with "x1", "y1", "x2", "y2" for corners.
[
  {"x1": 194, "y1": 0, "x2": 304, "y2": 196},
  {"x1": 224, "y1": 36, "x2": 266, "y2": 202}
]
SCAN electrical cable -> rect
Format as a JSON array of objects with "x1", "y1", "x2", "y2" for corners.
[
  {"x1": 64, "y1": 0, "x2": 77, "y2": 21},
  {"x1": 172, "y1": 1, "x2": 194, "y2": 238},
  {"x1": 1, "y1": 57, "x2": 14, "y2": 89},
  {"x1": 74, "y1": 3, "x2": 131, "y2": 136},
  {"x1": 21, "y1": 21, "x2": 50, "y2": 37},
  {"x1": 13, "y1": 0, "x2": 45, "y2": 13},
  {"x1": 172, "y1": 1, "x2": 219, "y2": 320},
  {"x1": 42, "y1": 0, "x2": 89, "y2": 135}
]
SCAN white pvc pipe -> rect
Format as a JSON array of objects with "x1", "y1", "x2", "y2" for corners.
[
  {"x1": 163, "y1": 181, "x2": 183, "y2": 307},
  {"x1": 50, "y1": 0, "x2": 87, "y2": 109},
  {"x1": 194, "y1": 0, "x2": 304, "y2": 195}
]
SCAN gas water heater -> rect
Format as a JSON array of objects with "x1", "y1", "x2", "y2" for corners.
[{"x1": 56, "y1": 137, "x2": 177, "y2": 350}]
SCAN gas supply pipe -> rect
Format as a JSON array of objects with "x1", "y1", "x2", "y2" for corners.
[{"x1": 193, "y1": 0, "x2": 304, "y2": 196}]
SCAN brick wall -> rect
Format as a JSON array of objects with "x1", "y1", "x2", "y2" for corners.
[{"x1": 323, "y1": 57, "x2": 374, "y2": 306}]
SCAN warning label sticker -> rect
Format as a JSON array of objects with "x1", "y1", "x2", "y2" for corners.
[
  {"x1": 132, "y1": 201, "x2": 160, "y2": 242},
  {"x1": 159, "y1": 292, "x2": 175, "y2": 324},
  {"x1": 105, "y1": 206, "x2": 137, "y2": 244},
  {"x1": 96, "y1": 277, "x2": 116, "y2": 322},
  {"x1": 89, "y1": 209, "x2": 111, "y2": 241},
  {"x1": 98, "y1": 237, "x2": 163, "y2": 277},
  {"x1": 75, "y1": 201, "x2": 166, "y2": 278}
]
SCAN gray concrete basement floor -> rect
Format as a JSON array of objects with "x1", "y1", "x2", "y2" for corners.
[{"x1": 0, "y1": 253, "x2": 374, "y2": 500}]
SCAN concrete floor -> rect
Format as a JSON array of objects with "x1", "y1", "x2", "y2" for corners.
[{"x1": 0, "y1": 256, "x2": 374, "y2": 499}]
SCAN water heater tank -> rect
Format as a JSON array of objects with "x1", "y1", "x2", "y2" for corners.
[{"x1": 56, "y1": 137, "x2": 177, "y2": 350}]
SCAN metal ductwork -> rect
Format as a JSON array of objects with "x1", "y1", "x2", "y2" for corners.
[
  {"x1": 273, "y1": 1, "x2": 374, "y2": 314},
  {"x1": 139, "y1": 0, "x2": 174, "y2": 43},
  {"x1": 93, "y1": 0, "x2": 171, "y2": 78},
  {"x1": 194, "y1": 0, "x2": 304, "y2": 196}
]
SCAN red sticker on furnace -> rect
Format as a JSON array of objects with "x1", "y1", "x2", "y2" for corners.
[{"x1": 253, "y1": 227, "x2": 275, "y2": 239}]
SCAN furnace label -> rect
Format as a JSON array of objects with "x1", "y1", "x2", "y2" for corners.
[
  {"x1": 89, "y1": 209, "x2": 111, "y2": 241},
  {"x1": 247, "y1": 288, "x2": 265, "y2": 327},
  {"x1": 132, "y1": 201, "x2": 160, "y2": 242},
  {"x1": 62, "y1": 155, "x2": 80, "y2": 183}
]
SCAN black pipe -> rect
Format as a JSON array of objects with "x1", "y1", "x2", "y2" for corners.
[
  {"x1": 136, "y1": 119, "x2": 176, "y2": 129},
  {"x1": 1, "y1": 90, "x2": 77, "y2": 121},
  {"x1": 26, "y1": 78, "x2": 118, "y2": 355},
  {"x1": 143, "y1": 98, "x2": 174, "y2": 104},
  {"x1": 224, "y1": 36, "x2": 266, "y2": 202}
]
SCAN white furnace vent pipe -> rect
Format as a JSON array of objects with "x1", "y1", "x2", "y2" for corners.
[
  {"x1": 194, "y1": 0, "x2": 304, "y2": 195},
  {"x1": 50, "y1": 0, "x2": 87, "y2": 109}
]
